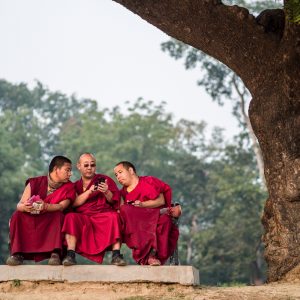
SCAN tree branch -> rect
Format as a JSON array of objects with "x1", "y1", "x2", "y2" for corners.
[
  {"x1": 232, "y1": 75, "x2": 266, "y2": 187},
  {"x1": 112, "y1": 0, "x2": 281, "y2": 91}
]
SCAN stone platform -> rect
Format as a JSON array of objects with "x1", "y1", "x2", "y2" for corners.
[{"x1": 0, "y1": 265, "x2": 199, "y2": 285}]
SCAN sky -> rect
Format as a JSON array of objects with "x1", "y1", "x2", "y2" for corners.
[{"x1": 0, "y1": 0, "x2": 239, "y2": 139}]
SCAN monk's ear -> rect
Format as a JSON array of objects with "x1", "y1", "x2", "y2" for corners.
[
  {"x1": 129, "y1": 167, "x2": 134, "y2": 175},
  {"x1": 76, "y1": 162, "x2": 81, "y2": 171}
]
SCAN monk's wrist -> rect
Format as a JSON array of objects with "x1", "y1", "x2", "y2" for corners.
[
  {"x1": 42, "y1": 203, "x2": 49, "y2": 212},
  {"x1": 104, "y1": 190, "x2": 113, "y2": 201}
]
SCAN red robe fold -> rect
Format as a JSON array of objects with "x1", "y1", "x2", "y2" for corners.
[
  {"x1": 120, "y1": 176, "x2": 179, "y2": 265},
  {"x1": 9, "y1": 176, "x2": 75, "y2": 262},
  {"x1": 62, "y1": 174, "x2": 121, "y2": 263}
]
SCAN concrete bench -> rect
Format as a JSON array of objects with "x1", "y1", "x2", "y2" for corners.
[{"x1": 0, "y1": 265, "x2": 199, "y2": 285}]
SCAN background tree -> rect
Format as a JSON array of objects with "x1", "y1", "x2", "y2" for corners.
[
  {"x1": 112, "y1": 0, "x2": 300, "y2": 282},
  {"x1": 194, "y1": 143, "x2": 266, "y2": 284},
  {"x1": 55, "y1": 98, "x2": 177, "y2": 178},
  {"x1": 0, "y1": 122, "x2": 25, "y2": 263}
]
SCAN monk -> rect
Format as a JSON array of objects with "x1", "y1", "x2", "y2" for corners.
[
  {"x1": 6, "y1": 155, "x2": 75, "y2": 266},
  {"x1": 114, "y1": 161, "x2": 179, "y2": 266},
  {"x1": 62, "y1": 153, "x2": 126, "y2": 266}
]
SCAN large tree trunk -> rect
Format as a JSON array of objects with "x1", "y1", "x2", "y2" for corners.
[
  {"x1": 250, "y1": 19, "x2": 300, "y2": 281},
  {"x1": 112, "y1": 0, "x2": 300, "y2": 282}
]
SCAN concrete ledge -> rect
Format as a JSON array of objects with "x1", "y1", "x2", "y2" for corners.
[{"x1": 0, "y1": 265, "x2": 200, "y2": 285}]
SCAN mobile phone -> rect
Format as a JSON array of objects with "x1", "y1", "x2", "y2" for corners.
[
  {"x1": 94, "y1": 177, "x2": 106, "y2": 190},
  {"x1": 98, "y1": 177, "x2": 106, "y2": 184}
]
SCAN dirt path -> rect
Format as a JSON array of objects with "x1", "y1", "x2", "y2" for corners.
[{"x1": 1, "y1": 281, "x2": 300, "y2": 300}]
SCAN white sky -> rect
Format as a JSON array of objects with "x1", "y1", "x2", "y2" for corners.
[{"x1": 0, "y1": 0, "x2": 239, "y2": 139}]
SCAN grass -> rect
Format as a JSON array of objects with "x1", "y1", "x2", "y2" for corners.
[{"x1": 12, "y1": 279, "x2": 21, "y2": 287}]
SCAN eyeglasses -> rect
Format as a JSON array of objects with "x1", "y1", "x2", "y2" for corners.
[{"x1": 83, "y1": 163, "x2": 96, "y2": 168}]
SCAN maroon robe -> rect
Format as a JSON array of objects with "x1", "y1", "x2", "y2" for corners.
[
  {"x1": 9, "y1": 176, "x2": 75, "y2": 262},
  {"x1": 120, "y1": 176, "x2": 179, "y2": 265},
  {"x1": 62, "y1": 174, "x2": 121, "y2": 263}
]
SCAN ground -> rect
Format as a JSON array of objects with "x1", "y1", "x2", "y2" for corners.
[{"x1": 1, "y1": 281, "x2": 300, "y2": 300}]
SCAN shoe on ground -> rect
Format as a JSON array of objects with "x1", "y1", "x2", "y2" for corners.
[
  {"x1": 148, "y1": 255, "x2": 161, "y2": 266},
  {"x1": 48, "y1": 253, "x2": 61, "y2": 265},
  {"x1": 62, "y1": 254, "x2": 77, "y2": 266},
  {"x1": 6, "y1": 254, "x2": 24, "y2": 266},
  {"x1": 111, "y1": 254, "x2": 127, "y2": 266}
]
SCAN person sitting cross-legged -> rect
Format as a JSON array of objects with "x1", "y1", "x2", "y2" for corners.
[
  {"x1": 7, "y1": 155, "x2": 76, "y2": 266},
  {"x1": 62, "y1": 153, "x2": 126, "y2": 266},
  {"x1": 114, "y1": 161, "x2": 179, "y2": 266}
]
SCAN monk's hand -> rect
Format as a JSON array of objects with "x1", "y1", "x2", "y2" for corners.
[
  {"x1": 90, "y1": 185, "x2": 97, "y2": 193},
  {"x1": 98, "y1": 180, "x2": 109, "y2": 194},
  {"x1": 32, "y1": 200, "x2": 44, "y2": 214},
  {"x1": 133, "y1": 200, "x2": 143, "y2": 207},
  {"x1": 23, "y1": 202, "x2": 34, "y2": 213}
]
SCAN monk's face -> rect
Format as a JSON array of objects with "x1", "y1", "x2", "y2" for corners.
[
  {"x1": 55, "y1": 163, "x2": 72, "y2": 182},
  {"x1": 114, "y1": 164, "x2": 134, "y2": 186},
  {"x1": 77, "y1": 154, "x2": 96, "y2": 179}
]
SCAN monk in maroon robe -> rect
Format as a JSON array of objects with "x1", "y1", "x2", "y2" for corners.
[
  {"x1": 62, "y1": 153, "x2": 126, "y2": 266},
  {"x1": 7, "y1": 156, "x2": 75, "y2": 266},
  {"x1": 114, "y1": 161, "x2": 179, "y2": 266}
]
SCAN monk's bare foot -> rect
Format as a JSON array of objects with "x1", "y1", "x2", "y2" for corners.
[{"x1": 148, "y1": 256, "x2": 161, "y2": 266}]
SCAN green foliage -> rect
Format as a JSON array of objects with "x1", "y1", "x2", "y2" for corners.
[
  {"x1": 12, "y1": 279, "x2": 21, "y2": 287},
  {"x1": 0, "y1": 120, "x2": 26, "y2": 262},
  {"x1": 194, "y1": 146, "x2": 266, "y2": 284},
  {"x1": 285, "y1": 0, "x2": 300, "y2": 23},
  {"x1": 55, "y1": 98, "x2": 177, "y2": 179},
  {"x1": 173, "y1": 133, "x2": 267, "y2": 284}
]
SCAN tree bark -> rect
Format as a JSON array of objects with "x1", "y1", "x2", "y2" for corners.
[{"x1": 112, "y1": 0, "x2": 300, "y2": 282}]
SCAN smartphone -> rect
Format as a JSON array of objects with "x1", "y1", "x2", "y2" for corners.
[
  {"x1": 98, "y1": 177, "x2": 106, "y2": 184},
  {"x1": 94, "y1": 177, "x2": 106, "y2": 190}
]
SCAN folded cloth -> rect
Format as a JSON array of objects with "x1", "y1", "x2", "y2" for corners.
[{"x1": 27, "y1": 195, "x2": 42, "y2": 204}]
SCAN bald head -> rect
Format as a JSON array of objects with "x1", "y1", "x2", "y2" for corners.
[
  {"x1": 78, "y1": 152, "x2": 96, "y2": 164},
  {"x1": 77, "y1": 153, "x2": 97, "y2": 179}
]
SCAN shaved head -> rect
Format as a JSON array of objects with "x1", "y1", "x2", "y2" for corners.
[{"x1": 78, "y1": 152, "x2": 96, "y2": 164}]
